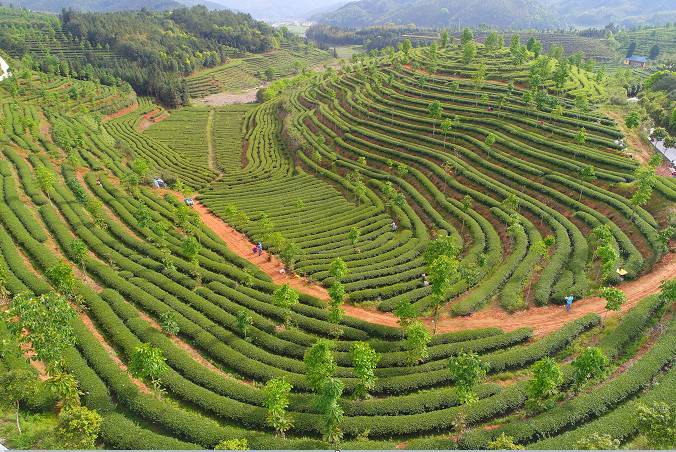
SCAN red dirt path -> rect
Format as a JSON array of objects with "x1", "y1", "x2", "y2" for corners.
[{"x1": 191, "y1": 198, "x2": 675, "y2": 337}]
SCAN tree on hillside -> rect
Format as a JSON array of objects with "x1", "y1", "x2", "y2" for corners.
[
  {"x1": 0, "y1": 369, "x2": 37, "y2": 434},
  {"x1": 448, "y1": 351, "x2": 489, "y2": 404},
  {"x1": 625, "y1": 111, "x2": 641, "y2": 129},
  {"x1": 56, "y1": 405, "x2": 102, "y2": 449},
  {"x1": 636, "y1": 401, "x2": 675, "y2": 449},
  {"x1": 571, "y1": 347, "x2": 609, "y2": 390},
  {"x1": 350, "y1": 341, "x2": 380, "y2": 398},
  {"x1": 441, "y1": 118, "x2": 453, "y2": 149},
  {"x1": 405, "y1": 321, "x2": 431, "y2": 365},
  {"x1": 462, "y1": 41, "x2": 477, "y2": 64},
  {"x1": 427, "y1": 100, "x2": 442, "y2": 135},
  {"x1": 461, "y1": 28, "x2": 474, "y2": 45},
  {"x1": 236, "y1": 310, "x2": 253, "y2": 340},
  {"x1": 273, "y1": 284, "x2": 299, "y2": 326},
  {"x1": 649, "y1": 44, "x2": 660, "y2": 60},
  {"x1": 304, "y1": 339, "x2": 336, "y2": 392},
  {"x1": 315, "y1": 377, "x2": 344, "y2": 445},
  {"x1": 440, "y1": 30, "x2": 449, "y2": 48},
  {"x1": 263, "y1": 377, "x2": 293, "y2": 438},
  {"x1": 460, "y1": 195, "x2": 473, "y2": 234},
  {"x1": 69, "y1": 238, "x2": 88, "y2": 278},
  {"x1": 36, "y1": 166, "x2": 55, "y2": 202},
  {"x1": 484, "y1": 32, "x2": 501, "y2": 52},
  {"x1": 394, "y1": 298, "x2": 417, "y2": 328},
  {"x1": 598, "y1": 287, "x2": 626, "y2": 319},
  {"x1": 400, "y1": 38, "x2": 412, "y2": 56},
  {"x1": 3, "y1": 291, "x2": 76, "y2": 373},
  {"x1": 129, "y1": 343, "x2": 168, "y2": 390},
  {"x1": 526, "y1": 357, "x2": 563, "y2": 412},
  {"x1": 484, "y1": 132, "x2": 496, "y2": 157}
]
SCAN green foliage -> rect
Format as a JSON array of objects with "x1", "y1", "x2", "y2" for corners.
[
  {"x1": 599, "y1": 287, "x2": 626, "y2": 313},
  {"x1": 128, "y1": 343, "x2": 168, "y2": 389},
  {"x1": 215, "y1": 438, "x2": 249, "y2": 450},
  {"x1": 315, "y1": 377, "x2": 344, "y2": 445},
  {"x1": 488, "y1": 433, "x2": 522, "y2": 450},
  {"x1": 576, "y1": 432, "x2": 620, "y2": 450},
  {"x1": 272, "y1": 284, "x2": 299, "y2": 324},
  {"x1": 448, "y1": 351, "x2": 489, "y2": 404},
  {"x1": 572, "y1": 347, "x2": 609, "y2": 389},
  {"x1": 159, "y1": 310, "x2": 180, "y2": 335},
  {"x1": 526, "y1": 357, "x2": 563, "y2": 412},
  {"x1": 394, "y1": 298, "x2": 417, "y2": 328},
  {"x1": 3, "y1": 292, "x2": 76, "y2": 372},
  {"x1": 304, "y1": 339, "x2": 336, "y2": 392},
  {"x1": 263, "y1": 377, "x2": 293, "y2": 438},
  {"x1": 405, "y1": 321, "x2": 431, "y2": 365},
  {"x1": 636, "y1": 401, "x2": 675, "y2": 449},
  {"x1": 56, "y1": 406, "x2": 102, "y2": 449},
  {"x1": 350, "y1": 341, "x2": 380, "y2": 398}
]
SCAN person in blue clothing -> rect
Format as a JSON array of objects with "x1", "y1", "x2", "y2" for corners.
[
  {"x1": 565, "y1": 295, "x2": 574, "y2": 312},
  {"x1": 257, "y1": 242, "x2": 263, "y2": 256}
]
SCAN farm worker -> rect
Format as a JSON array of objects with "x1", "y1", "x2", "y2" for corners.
[
  {"x1": 391, "y1": 221, "x2": 398, "y2": 231},
  {"x1": 257, "y1": 242, "x2": 263, "y2": 256},
  {"x1": 565, "y1": 295, "x2": 574, "y2": 312},
  {"x1": 252, "y1": 245, "x2": 258, "y2": 254}
]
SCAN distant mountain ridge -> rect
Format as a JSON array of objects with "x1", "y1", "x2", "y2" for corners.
[
  {"x1": 2, "y1": 0, "x2": 227, "y2": 13},
  {"x1": 315, "y1": 0, "x2": 676, "y2": 28}
]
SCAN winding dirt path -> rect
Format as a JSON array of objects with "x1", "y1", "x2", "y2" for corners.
[{"x1": 191, "y1": 198, "x2": 675, "y2": 337}]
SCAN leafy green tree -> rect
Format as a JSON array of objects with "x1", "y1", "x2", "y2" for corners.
[
  {"x1": 69, "y1": 238, "x2": 88, "y2": 276},
  {"x1": 636, "y1": 401, "x2": 675, "y2": 449},
  {"x1": 427, "y1": 100, "x2": 442, "y2": 135},
  {"x1": 181, "y1": 236, "x2": 202, "y2": 265},
  {"x1": 36, "y1": 166, "x2": 55, "y2": 201},
  {"x1": 526, "y1": 357, "x2": 563, "y2": 412},
  {"x1": 599, "y1": 287, "x2": 626, "y2": 318},
  {"x1": 462, "y1": 41, "x2": 477, "y2": 64},
  {"x1": 461, "y1": 28, "x2": 473, "y2": 45},
  {"x1": 625, "y1": 111, "x2": 641, "y2": 129},
  {"x1": 47, "y1": 370, "x2": 82, "y2": 410},
  {"x1": 263, "y1": 377, "x2": 293, "y2": 438},
  {"x1": 488, "y1": 433, "x2": 523, "y2": 450},
  {"x1": 576, "y1": 127, "x2": 587, "y2": 146},
  {"x1": 405, "y1": 321, "x2": 431, "y2": 365},
  {"x1": 304, "y1": 339, "x2": 336, "y2": 392},
  {"x1": 350, "y1": 341, "x2": 380, "y2": 398},
  {"x1": 56, "y1": 406, "x2": 102, "y2": 449},
  {"x1": 394, "y1": 298, "x2": 417, "y2": 328},
  {"x1": 576, "y1": 432, "x2": 620, "y2": 450},
  {"x1": 315, "y1": 377, "x2": 344, "y2": 445},
  {"x1": 428, "y1": 254, "x2": 459, "y2": 333},
  {"x1": 3, "y1": 292, "x2": 76, "y2": 373},
  {"x1": 631, "y1": 163, "x2": 658, "y2": 209},
  {"x1": 159, "y1": 310, "x2": 180, "y2": 335},
  {"x1": 134, "y1": 203, "x2": 153, "y2": 229},
  {"x1": 128, "y1": 343, "x2": 168, "y2": 390},
  {"x1": 46, "y1": 261, "x2": 78, "y2": 299},
  {"x1": 400, "y1": 38, "x2": 412, "y2": 55},
  {"x1": 280, "y1": 241, "x2": 301, "y2": 271},
  {"x1": 273, "y1": 284, "x2": 299, "y2": 325},
  {"x1": 572, "y1": 347, "x2": 609, "y2": 389},
  {"x1": 329, "y1": 257, "x2": 348, "y2": 280},
  {"x1": 130, "y1": 158, "x2": 151, "y2": 181},
  {"x1": 348, "y1": 226, "x2": 361, "y2": 249},
  {"x1": 448, "y1": 351, "x2": 489, "y2": 404},
  {"x1": 236, "y1": 310, "x2": 253, "y2": 340},
  {"x1": 578, "y1": 165, "x2": 597, "y2": 201},
  {"x1": 440, "y1": 30, "x2": 449, "y2": 48},
  {"x1": 0, "y1": 369, "x2": 37, "y2": 434},
  {"x1": 484, "y1": 31, "x2": 501, "y2": 52},
  {"x1": 440, "y1": 118, "x2": 453, "y2": 148}
]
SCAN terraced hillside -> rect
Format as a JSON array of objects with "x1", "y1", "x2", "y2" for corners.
[
  {"x1": 185, "y1": 46, "x2": 333, "y2": 99},
  {"x1": 0, "y1": 38, "x2": 674, "y2": 451}
]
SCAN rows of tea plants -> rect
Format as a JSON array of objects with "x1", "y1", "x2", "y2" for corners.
[
  {"x1": 186, "y1": 46, "x2": 332, "y2": 98},
  {"x1": 0, "y1": 44, "x2": 674, "y2": 451},
  {"x1": 275, "y1": 42, "x2": 671, "y2": 315}
]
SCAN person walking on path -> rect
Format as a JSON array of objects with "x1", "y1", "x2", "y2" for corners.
[
  {"x1": 257, "y1": 242, "x2": 263, "y2": 256},
  {"x1": 565, "y1": 295, "x2": 574, "y2": 312}
]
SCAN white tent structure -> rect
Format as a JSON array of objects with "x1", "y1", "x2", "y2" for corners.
[{"x1": 0, "y1": 55, "x2": 11, "y2": 81}]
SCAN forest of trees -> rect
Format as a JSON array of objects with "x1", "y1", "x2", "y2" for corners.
[
  {"x1": 0, "y1": 6, "x2": 296, "y2": 106},
  {"x1": 306, "y1": 24, "x2": 431, "y2": 50}
]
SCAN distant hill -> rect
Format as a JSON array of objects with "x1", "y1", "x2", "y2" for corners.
[
  {"x1": 206, "y1": 0, "x2": 346, "y2": 20},
  {"x1": 314, "y1": 0, "x2": 556, "y2": 29},
  {"x1": 1, "y1": 0, "x2": 224, "y2": 13},
  {"x1": 315, "y1": 0, "x2": 676, "y2": 29}
]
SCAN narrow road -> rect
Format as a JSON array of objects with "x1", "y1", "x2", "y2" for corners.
[{"x1": 191, "y1": 197, "x2": 675, "y2": 337}]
